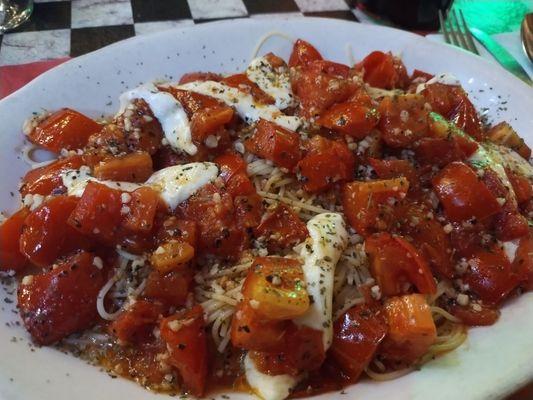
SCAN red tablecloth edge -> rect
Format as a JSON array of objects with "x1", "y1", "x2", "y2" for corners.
[{"x1": 0, "y1": 57, "x2": 71, "y2": 100}]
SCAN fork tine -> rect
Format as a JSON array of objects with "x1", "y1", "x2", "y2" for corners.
[
  {"x1": 452, "y1": 9, "x2": 471, "y2": 50},
  {"x1": 439, "y1": 10, "x2": 452, "y2": 44},
  {"x1": 459, "y1": 10, "x2": 479, "y2": 55},
  {"x1": 445, "y1": 10, "x2": 460, "y2": 46}
]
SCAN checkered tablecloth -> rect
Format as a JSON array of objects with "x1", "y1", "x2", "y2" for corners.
[{"x1": 0, "y1": 0, "x2": 361, "y2": 66}]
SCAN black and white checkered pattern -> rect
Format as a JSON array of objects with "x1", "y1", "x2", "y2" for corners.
[{"x1": 0, "y1": 0, "x2": 359, "y2": 66}]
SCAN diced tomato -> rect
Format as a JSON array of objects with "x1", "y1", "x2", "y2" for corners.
[
  {"x1": 244, "y1": 119, "x2": 302, "y2": 170},
  {"x1": 150, "y1": 240, "x2": 195, "y2": 274},
  {"x1": 414, "y1": 137, "x2": 472, "y2": 167},
  {"x1": 20, "y1": 155, "x2": 101, "y2": 197},
  {"x1": 191, "y1": 105, "x2": 234, "y2": 144},
  {"x1": 306, "y1": 60, "x2": 351, "y2": 78},
  {"x1": 159, "y1": 86, "x2": 222, "y2": 116},
  {"x1": 255, "y1": 203, "x2": 308, "y2": 252},
  {"x1": 234, "y1": 194, "x2": 263, "y2": 231},
  {"x1": 342, "y1": 178, "x2": 409, "y2": 236},
  {"x1": 291, "y1": 68, "x2": 358, "y2": 118},
  {"x1": 178, "y1": 72, "x2": 222, "y2": 84},
  {"x1": 317, "y1": 103, "x2": 380, "y2": 139},
  {"x1": 160, "y1": 305, "x2": 208, "y2": 397},
  {"x1": 20, "y1": 196, "x2": 91, "y2": 267},
  {"x1": 86, "y1": 123, "x2": 128, "y2": 157},
  {"x1": 288, "y1": 39, "x2": 323, "y2": 68},
  {"x1": 507, "y1": 169, "x2": 532, "y2": 205},
  {"x1": 432, "y1": 162, "x2": 501, "y2": 222},
  {"x1": 379, "y1": 294, "x2": 437, "y2": 364},
  {"x1": 178, "y1": 184, "x2": 245, "y2": 259},
  {"x1": 222, "y1": 74, "x2": 274, "y2": 104},
  {"x1": 215, "y1": 152, "x2": 255, "y2": 197},
  {"x1": 426, "y1": 113, "x2": 479, "y2": 157},
  {"x1": 463, "y1": 244, "x2": 524, "y2": 305},
  {"x1": 0, "y1": 208, "x2": 30, "y2": 272},
  {"x1": 355, "y1": 51, "x2": 409, "y2": 90},
  {"x1": 230, "y1": 301, "x2": 287, "y2": 352},
  {"x1": 18, "y1": 251, "x2": 105, "y2": 345},
  {"x1": 368, "y1": 158, "x2": 417, "y2": 183},
  {"x1": 450, "y1": 90, "x2": 484, "y2": 141},
  {"x1": 110, "y1": 300, "x2": 164, "y2": 344},
  {"x1": 250, "y1": 325, "x2": 325, "y2": 376},
  {"x1": 448, "y1": 304, "x2": 500, "y2": 326},
  {"x1": 242, "y1": 256, "x2": 309, "y2": 320},
  {"x1": 347, "y1": 87, "x2": 374, "y2": 108},
  {"x1": 156, "y1": 217, "x2": 197, "y2": 248},
  {"x1": 93, "y1": 152, "x2": 153, "y2": 182},
  {"x1": 142, "y1": 269, "x2": 192, "y2": 308},
  {"x1": 420, "y1": 82, "x2": 459, "y2": 117},
  {"x1": 378, "y1": 94, "x2": 430, "y2": 147},
  {"x1": 487, "y1": 122, "x2": 531, "y2": 159},
  {"x1": 331, "y1": 304, "x2": 387, "y2": 382},
  {"x1": 28, "y1": 109, "x2": 101, "y2": 152},
  {"x1": 365, "y1": 233, "x2": 437, "y2": 296},
  {"x1": 395, "y1": 203, "x2": 455, "y2": 278},
  {"x1": 516, "y1": 234, "x2": 533, "y2": 291},
  {"x1": 297, "y1": 136, "x2": 355, "y2": 193},
  {"x1": 122, "y1": 187, "x2": 160, "y2": 232},
  {"x1": 410, "y1": 69, "x2": 434, "y2": 82}
]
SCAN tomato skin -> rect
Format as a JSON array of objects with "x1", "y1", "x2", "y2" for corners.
[
  {"x1": 160, "y1": 305, "x2": 208, "y2": 397},
  {"x1": 365, "y1": 233, "x2": 437, "y2": 296},
  {"x1": 0, "y1": 208, "x2": 30, "y2": 272},
  {"x1": 297, "y1": 136, "x2": 355, "y2": 193},
  {"x1": 28, "y1": 108, "x2": 101, "y2": 152},
  {"x1": 432, "y1": 162, "x2": 501, "y2": 222},
  {"x1": 356, "y1": 51, "x2": 409, "y2": 90},
  {"x1": 18, "y1": 251, "x2": 105, "y2": 345},
  {"x1": 463, "y1": 245, "x2": 524, "y2": 305},
  {"x1": 178, "y1": 72, "x2": 222, "y2": 84},
  {"x1": 378, "y1": 94, "x2": 430, "y2": 147},
  {"x1": 159, "y1": 86, "x2": 222, "y2": 116},
  {"x1": 342, "y1": 178, "x2": 409, "y2": 236},
  {"x1": 448, "y1": 304, "x2": 500, "y2": 326},
  {"x1": 317, "y1": 103, "x2": 380, "y2": 139},
  {"x1": 20, "y1": 155, "x2": 101, "y2": 197},
  {"x1": 142, "y1": 269, "x2": 193, "y2": 308},
  {"x1": 230, "y1": 302, "x2": 288, "y2": 352},
  {"x1": 331, "y1": 305, "x2": 387, "y2": 382},
  {"x1": 110, "y1": 300, "x2": 164, "y2": 345},
  {"x1": 215, "y1": 152, "x2": 256, "y2": 197},
  {"x1": 93, "y1": 152, "x2": 153, "y2": 183},
  {"x1": 222, "y1": 73, "x2": 274, "y2": 104},
  {"x1": 255, "y1": 203, "x2": 308, "y2": 252},
  {"x1": 244, "y1": 119, "x2": 302, "y2": 170},
  {"x1": 288, "y1": 39, "x2": 323, "y2": 68},
  {"x1": 379, "y1": 294, "x2": 436, "y2": 364},
  {"x1": 20, "y1": 196, "x2": 91, "y2": 267}
]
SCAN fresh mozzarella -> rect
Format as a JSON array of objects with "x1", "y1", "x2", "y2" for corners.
[
  {"x1": 294, "y1": 212, "x2": 348, "y2": 350},
  {"x1": 145, "y1": 162, "x2": 218, "y2": 210},
  {"x1": 61, "y1": 166, "x2": 142, "y2": 197},
  {"x1": 246, "y1": 56, "x2": 295, "y2": 110},
  {"x1": 488, "y1": 143, "x2": 533, "y2": 181},
  {"x1": 119, "y1": 83, "x2": 197, "y2": 155},
  {"x1": 176, "y1": 80, "x2": 302, "y2": 131},
  {"x1": 62, "y1": 162, "x2": 217, "y2": 210},
  {"x1": 416, "y1": 72, "x2": 460, "y2": 94},
  {"x1": 244, "y1": 353, "x2": 299, "y2": 400}
]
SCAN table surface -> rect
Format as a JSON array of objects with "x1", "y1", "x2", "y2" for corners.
[{"x1": 0, "y1": 0, "x2": 532, "y2": 399}]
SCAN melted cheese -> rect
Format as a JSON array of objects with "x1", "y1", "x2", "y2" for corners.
[
  {"x1": 119, "y1": 83, "x2": 196, "y2": 155},
  {"x1": 145, "y1": 162, "x2": 218, "y2": 210},
  {"x1": 176, "y1": 81, "x2": 302, "y2": 131},
  {"x1": 415, "y1": 72, "x2": 460, "y2": 94},
  {"x1": 294, "y1": 213, "x2": 348, "y2": 350},
  {"x1": 244, "y1": 354, "x2": 299, "y2": 400},
  {"x1": 62, "y1": 162, "x2": 217, "y2": 210},
  {"x1": 246, "y1": 56, "x2": 295, "y2": 110}
]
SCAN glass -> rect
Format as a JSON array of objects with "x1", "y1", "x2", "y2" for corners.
[{"x1": 0, "y1": 0, "x2": 33, "y2": 33}]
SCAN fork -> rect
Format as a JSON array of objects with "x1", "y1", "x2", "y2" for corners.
[{"x1": 438, "y1": 9, "x2": 479, "y2": 55}]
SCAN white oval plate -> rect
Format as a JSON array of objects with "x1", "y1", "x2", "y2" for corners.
[{"x1": 1, "y1": 17, "x2": 532, "y2": 400}]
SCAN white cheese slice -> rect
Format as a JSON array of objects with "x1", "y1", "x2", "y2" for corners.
[
  {"x1": 176, "y1": 80, "x2": 302, "y2": 131},
  {"x1": 244, "y1": 353, "x2": 299, "y2": 400},
  {"x1": 246, "y1": 56, "x2": 295, "y2": 110},
  {"x1": 294, "y1": 212, "x2": 348, "y2": 350},
  {"x1": 415, "y1": 72, "x2": 461, "y2": 94},
  {"x1": 119, "y1": 83, "x2": 197, "y2": 155},
  {"x1": 62, "y1": 166, "x2": 142, "y2": 197},
  {"x1": 145, "y1": 162, "x2": 218, "y2": 210}
]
